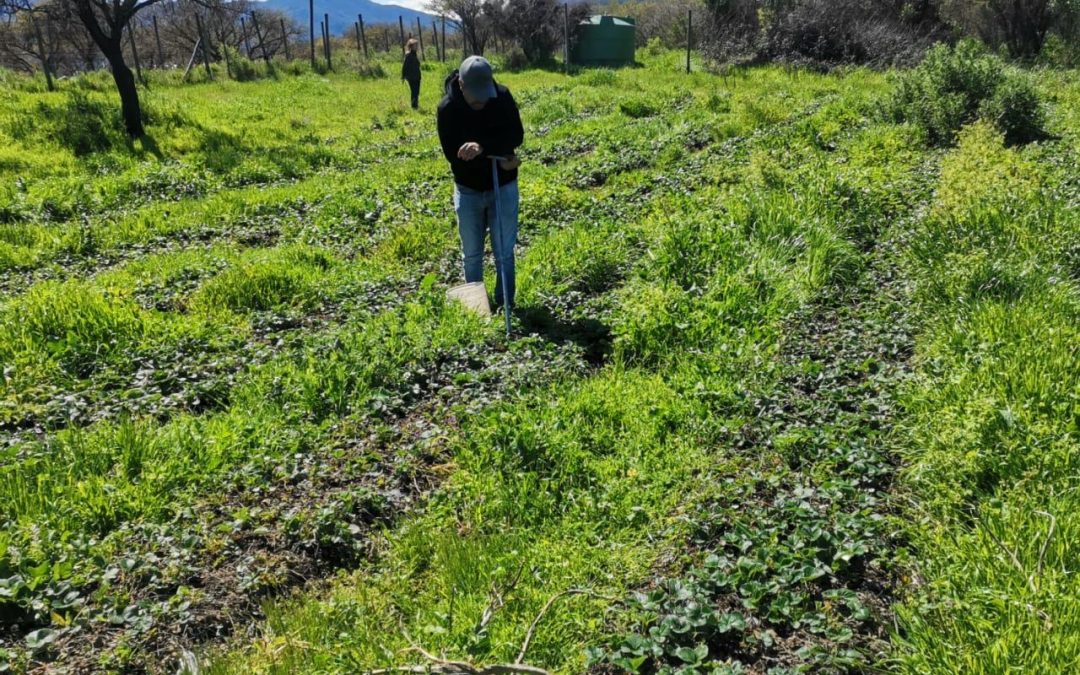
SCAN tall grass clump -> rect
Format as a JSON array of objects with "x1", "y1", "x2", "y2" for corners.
[
  {"x1": 896, "y1": 121, "x2": 1080, "y2": 672},
  {"x1": 5, "y1": 91, "x2": 126, "y2": 157},
  {"x1": 889, "y1": 40, "x2": 1046, "y2": 146},
  {"x1": 191, "y1": 245, "x2": 334, "y2": 313},
  {"x1": 357, "y1": 62, "x2": 387, "y2": 79},
  {"x1": 0, "y1": 282, "x2": 145, "y2": 377}
]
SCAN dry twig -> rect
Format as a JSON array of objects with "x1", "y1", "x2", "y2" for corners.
[{"x1": 370, "y1": 586, "x2": 619, "y2": 675}]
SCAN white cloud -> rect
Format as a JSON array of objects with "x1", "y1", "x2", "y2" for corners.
[{"x1": 372, "y1": 0, "x2": 431, "y2": 12}]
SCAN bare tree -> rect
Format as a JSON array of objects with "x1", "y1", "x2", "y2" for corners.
[
  {"x1": 60, "y1": 9, "x2": 106, "y2": 70},
  {"x1": 486, "y1": 0, "x2": 591, "y2": 64},
  {"x1": 942, "y1": 0, "x2": 1077, "y2": 58},
  {"x1": 1, "y1": 0, "x2": 168, "y2": 135},
  {"x1": 0, "y1": 0, "x2": 63, "y2": 89},
  {"x1": 597, "y1": 0, "x2": 701, "y2": 48},
  {"x1": 428, "y1": 0, "x2": 491, "y2": 55}
]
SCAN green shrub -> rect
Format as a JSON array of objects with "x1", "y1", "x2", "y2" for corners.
[
  {"x1": 889, "y1": 40, "x2": 1045, "y2": 146},
  {"x1": 977, "y1": 76, "x2": 1045, "y2": 145},
  {"x1": 500, "y1": 48, "x2": 531, "y2": 72},
  {"x1": 191, "y1": 246, "x2": 333, "y2": 313}
]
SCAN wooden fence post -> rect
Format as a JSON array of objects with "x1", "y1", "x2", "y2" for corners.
[
  {"x1": 195, "y1": 13, "x2": 213, "y2": 79},
  {"x1": 416, "y1": 16, "x2": 424, "y2": 61},
  {"x1": 358, "y1": 14, "x2": 368, "y2": 58},
  {"x1": 182, "y1": 38, "x2": 201, "y2": 81},
  {"x1": 308, "y1": 0, "x2": 316, "y2": 68},
  {"x1": 398, "y1": 16, "x2": 406, "y2": 55},
  {"x1": 240, "y1": 16, "x2": 253, "y2": 58},
  {"x1": 563, "y1": 3, "x2": 570, "y2": 73},
  {"x1": 281, "y1": 18, "x2": 291, "y2": 61},
  {"x1": 128, "y1": 22, "x2": 145, "y2": 84},
  {"x1": 153, "y1": 15, "x2": 165, "y2": 67},
  {"x1": 441, "y1": 15, "x2": 446, "y2": 62},
  {"x1": 29, "y1": 14, "x2": 54, "y2": 91},
  {"x1": 251, "y1": 12, "x2": 271, "y2": 66},
  {"x1": 323, "y1": 15, "x2": 332, "y2": 70},
  {"x1": 687, "y1": 9, "x2": 692, "y2": 74},
  {"x1": 431, "y1": 19, "x2": 440, "y2": 62}
]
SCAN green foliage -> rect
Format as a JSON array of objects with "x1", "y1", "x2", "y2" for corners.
[
  {"x1": 977, "y1": 75, "x2": 1046, "y2": 145},
  {"x1": 228, "y1": 53, "x2": 262, "y2": 82},
  {"x1": 581, "y1": 68, "x2": 618, "y2": 87},
  {"x1": 889, "y1": 41, "x2": 1046, "y2": 146}
]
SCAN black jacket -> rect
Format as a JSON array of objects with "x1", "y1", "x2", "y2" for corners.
[
  {"x1": 437, "y1": 71, "x2": 524, "y2": 191},
  {"x1": 402, "y1": 52, "x2": 421, "y2": 82}
]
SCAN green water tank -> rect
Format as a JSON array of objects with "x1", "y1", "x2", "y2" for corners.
[{"x1": 571, "y1": 16, "x2": 636, "y2": 67}]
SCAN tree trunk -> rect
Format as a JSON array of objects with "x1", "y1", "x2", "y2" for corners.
[
  {"x1": 72, "y1": 3, "x2": 144, "y2": 137},
  {"x1": 105, "y1": 47, "x2": 144, "y2": 137},
  {"x1": 30, "y1": 14, "x2": 55, "y2": 92}
]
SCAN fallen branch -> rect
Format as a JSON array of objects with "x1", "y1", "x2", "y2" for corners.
[
  {"x1": 371, "y1": 586, "x2": 620, "y2": 675},
  {"x1": 516, "y1": 588, "x2": 592, "y2": 664}
]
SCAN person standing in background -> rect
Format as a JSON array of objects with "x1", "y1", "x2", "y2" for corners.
[{"x1": 402, "y1": 39, "x2": 421, "y2": 110}]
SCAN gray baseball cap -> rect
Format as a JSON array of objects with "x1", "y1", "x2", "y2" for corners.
[{"x1": 460, "y1": 56, "x2": 497, "y2": 101}]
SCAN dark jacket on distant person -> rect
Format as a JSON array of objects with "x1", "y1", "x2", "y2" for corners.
[
  {"x1": 436, "y1": 70, "x2": 524, "y2": 191},
  {"x1": 402, "y1": 52, "x2": 421, "y2": 82}
]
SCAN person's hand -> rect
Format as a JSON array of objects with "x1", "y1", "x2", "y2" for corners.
[
  {"x1": 498, "y1": 156, "x2": 522, "y2": 171},
  {"x1": 457, "y1": 142, "x2": 483, "y2": 161}
]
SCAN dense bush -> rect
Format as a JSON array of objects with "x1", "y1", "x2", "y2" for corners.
[
  {"x1": 940, "y1": 0, "x2": 1080, "y2": 59},
  {"x1": 229, "y1": 53, "x2": 261, "y2": 82},
  {"x1": 485, "y1": 0, "x2": 593, "y2": 64},
  {"x1": 595, "y1": 0, "x2": 701, "y2": 48},
  {"x1": 889, "y1": 41, "x2": 1045, "y2": 146},
  {"x1": 705, "y1": 0, "x2": 949, "y2": 67}
]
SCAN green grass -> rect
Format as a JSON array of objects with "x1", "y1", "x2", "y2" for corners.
[
  {"x1": 893, "y1": 121, "x2": 1080, "y2": 672},
  {"x1": 0, "y1": 47, "x2": 1078, "y2": 675}
]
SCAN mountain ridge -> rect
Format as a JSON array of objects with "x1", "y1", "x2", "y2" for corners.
[{"x1": 260, "y1": 0, "x2": 436, "y2": 36}]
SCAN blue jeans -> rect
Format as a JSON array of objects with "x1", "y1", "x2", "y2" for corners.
[{"x1": 454, "y1": 180, "x2": 519, "y2": 308}]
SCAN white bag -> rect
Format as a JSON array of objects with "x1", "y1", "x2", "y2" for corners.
[{"x1": 447, "y1": 282, "x2": 491, "y2": 317}]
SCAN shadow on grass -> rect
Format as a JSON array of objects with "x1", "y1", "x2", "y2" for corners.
[
  {"x1": 515, "y1": 305, "x2": 612, "y2": 367},
  {"x1": 130, "y1": 133, "x2": 164, "y2": 160}
]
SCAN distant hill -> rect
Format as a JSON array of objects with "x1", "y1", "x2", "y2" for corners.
[{"x1": 260, "y1": 0, "x2": 435, "y2": 36}]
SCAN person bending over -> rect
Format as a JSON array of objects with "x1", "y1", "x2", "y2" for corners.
[{"x1": 436, "y1": 56, "x2": 524, "y2": 310}]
